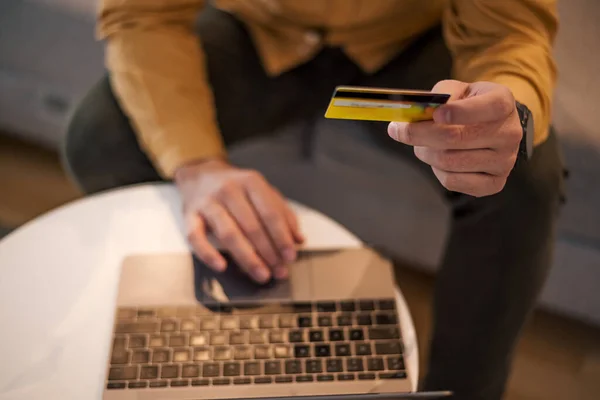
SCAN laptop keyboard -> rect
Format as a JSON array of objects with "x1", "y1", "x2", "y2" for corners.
[{"x1": 107, "y1": 299, "x2": 406, "y2": 390}]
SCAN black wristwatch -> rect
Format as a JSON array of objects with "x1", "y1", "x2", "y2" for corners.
[{"x1": 516, "y1": 101, "x2": 534, "y2": 161}]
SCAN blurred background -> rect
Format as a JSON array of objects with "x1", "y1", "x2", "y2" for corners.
[{"x1": 1, "y1": 1, "x2": 599, "y2": 399}]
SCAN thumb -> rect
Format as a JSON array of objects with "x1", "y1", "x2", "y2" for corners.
[{"x1": 431, "y1": 79, "x2": 470, "y2": 124}]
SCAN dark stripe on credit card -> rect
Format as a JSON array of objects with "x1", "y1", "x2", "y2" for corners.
[{"x1": 334, "y1": 90, "x2": 450, "y2": 104}]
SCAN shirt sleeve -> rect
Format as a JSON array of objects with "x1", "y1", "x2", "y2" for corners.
[
  {"x1": 98, "y1": 0, "x2": 226, "y2": 178},
  {"x1": 443, "y1": 0, "x2": 559, "y2": 146}
]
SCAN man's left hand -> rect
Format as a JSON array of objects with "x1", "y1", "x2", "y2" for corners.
[{"x1": 388, "y1": 80, "x2": 523, "y2": 197}]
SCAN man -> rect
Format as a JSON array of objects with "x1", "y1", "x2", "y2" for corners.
[{"x1": 64, "y1": 0, "x2": 565, "y2": 398}]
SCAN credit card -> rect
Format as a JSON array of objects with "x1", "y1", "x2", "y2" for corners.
[{"x1": 324, "y1": 86, "x2": 451, "y2": 123}]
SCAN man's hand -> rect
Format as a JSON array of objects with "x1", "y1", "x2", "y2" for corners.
[
  {"x1": 175, "y1": 159, "x2": 304, "y2": 283},
  {"x1": 388, "y1": 80, "x2": 523, "y2": 197}
]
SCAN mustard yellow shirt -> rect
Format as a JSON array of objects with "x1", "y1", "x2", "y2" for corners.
[{"x1": 98, "y1": 0, "x2": 558, "y2": 178}]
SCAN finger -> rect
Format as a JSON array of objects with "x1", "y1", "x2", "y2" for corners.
[
  {"x1": 431, "y1": 79, "x2": 469, "y2": 100},
  {"x1": 414, "y1": 147, "x2": 515, "y2": 176},
  {"x1": 432, "y1": 167, "x2": 507, "y2": 197},
  {"x1": 434, "y1": 85, "x2": 516, "y2": 125},
  {"x1": 202, "y1": 201, "x2": 271, "y2": 283},
  {"x1": 284, "y1": 205, "x2": 305, "y2": 244},
  {"x1": 388, "y1": 120, "x2": 501, "y2": 149},
  {"x1": 246, "y1": 178, "x2": 297, "y2": 264},
  {"x1": 185, "y1": 212, "x2": 227, "y2": 271},
  {"x1": 219, "y1": 184, "x2": 280, "y2": 268}
]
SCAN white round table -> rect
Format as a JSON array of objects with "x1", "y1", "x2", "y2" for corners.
[{"x1": 0, "y1": 184, "x2": 418, "y2": 399}]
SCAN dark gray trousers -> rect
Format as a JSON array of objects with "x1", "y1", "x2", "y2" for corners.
[{"x1": 64, "y1": 7, "x2": 566, "y2": 399}]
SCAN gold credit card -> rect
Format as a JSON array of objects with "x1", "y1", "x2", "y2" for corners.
[{"x1": 324, "y1": 85, "x2": 451, "y2": 123}]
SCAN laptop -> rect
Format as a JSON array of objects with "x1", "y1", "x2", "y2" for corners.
[{"x1": 104, "y1": 247, "x2": 451, "y2": 399}]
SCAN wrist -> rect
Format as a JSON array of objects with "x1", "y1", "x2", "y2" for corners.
[{"x1": 174, "y1": 157, "x2": 230, "y2": 184}]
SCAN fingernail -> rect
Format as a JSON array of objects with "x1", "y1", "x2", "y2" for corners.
[
  {"x1": 213, "y1": 258, "x2": 227, "y2": 272},
  {"x1": 275, "y1": 267, "x2": 289, "y2": 280},
  {"x1": 283, "y1": 247, "x2": 296, "y2": 263},
  {"x1": 438, "y1": 107, "x2": 451, "y2": 124},
  {"x1": 387, "y1": 123, "x2": 398, "y2": 140},
  {"x1": 252, "y1": 267, "x2": 271, "y2": 283}
]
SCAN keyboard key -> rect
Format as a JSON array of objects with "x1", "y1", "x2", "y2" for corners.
[
  {"x1": 182, "y1": 364, "x2": 200, "y2": 378},
  {"x1": 315, "y1": 344, "x2": 331, "y2": 357},
  {"x1": 285, "y1": 360, "x2": 302, "y2": 374},
  {"x1": 375, "y1": 342, "x2": 402, "y2": 355},
  {"x1": 259, "y1": 316, "x2": 275, "y2": 329},
  {"x1": 112, "y1": 337, "x2": 126, "y2": 350},
  {"x1": 107, "y1": 382, "x2": 126, "y2": 390},
  {"x1": 173, "y1": 349, "x2": 190, "y2": 362},
  {"x1": 357, "y1": 314, "x2": 373, "y2": 326},
  {"x1": 359, "y1": 300, "x2": 375, "y2": 311},
  {"x1": 288, "y1": 330, "x2": 304, "y2": 343},
  {"x1": 180, "y1": 319, "x2": 197, "y2": 331},
  {"x1": 317, "y1": 302, "x2": 336, "y2": 312},
  {"x1": 161, "y1": 365, "x2": 179, "y2": 379},
  {"x1": 203, "y1": 363, "x2": 220, "y2": 377},
  {"x1": 309, "y1": 330, "x2": 324, "y2": 342},
  {"x1": 305, "y1": 359, "x2": 323, "y2": 373},
  {"x1": 387, "y1": 356, "x2": 405, "y2": 370},
  {"x1": 109, "y1": 366, "x2": 138, "y2": 380},
  {"x1": 376, "y1": 313, "x2": 398, "y2": 325},
  {"x1": 329, "y1": 329, "x2": 344, "y2": 341},
  {"x1": 369, "y1": 327, "x2": 400, "y2": 340},
  {"x1": 337, "y1": 315, "x2": 353, "y2": 326},
  {"x1": 298, "y1": 316, "x2": 312, "y2": 328},
  {"x1": 250, "y1": 331, "x2": 267, "y2": 344},
  {"x1": 265, "y1": 361, "x2": 282, "y2": 375},
  {"x1": 293, "y1": 303, "x2": 312, "y2": 313},
  {"x1": 279, "y1": 315, "x2": 295, "y2": 328},
  {"x1": 294, "y1": 345, "x2": 311, "y2": 358},
  {"x1": 269, "y1": 330, "x2": 285, "y2": 343},
  {"x1": 254, "y1": 377, "x2": 272, "y2": 384},
  {"x1": 117, "y1": 308, "x2": 137, "y2": 319},
  {"x1": 337, "y1": 374, "x2": 355, "y2": 381},
  {"x1": 193, "y1": 347, "x2": 210, "y2": 361},
  {"x1": 239, "y1": 316, "x2": 258, "y2": 330},
  {"x1": 129, "y1": 335, "x2": 147, "y2": 348},
  {"x1": 149, "y1": 380, "x2": 169, "y2": 388},
  {"x1": 190, "y1": 333, "x2": 209, "y2": 346},
  {"x1": 326, "y1": 359, "x2": 343, "y2": 373},
  {"x1": 229, "y1": 332, "x2": 247, "y2": 345},
  {"x1": 160, "y1": 320, "x2": 178, "y2": 332},
  {"x1": 132, "y1": 350, "x2": 150, "y2": 364},
  {"x1": 214, "y1": 346, "x2": 232, "y2": 360},
  {"x1": 335, "y1": 343, "x2": 351, "y2": 357},
  {"x1": 340, "y1": 301, "x2": 356, "y2": 312},
  {"x1": 224, "y1": 362, "x2": 241, "y2": 376},
  {"x1": 318, "y1": 315, "x2": 333, "y2": 327},
  {"x1": 346, "y1": 358, "x2": 364, "y2": 372},
  {"x1": 276, "y1": 376, "x2": 293, "y2": 383},
  {"x1": 111, "y1": 349, "x2": 130, "y2": 365},
  {"x1": 378, "y1": 299, "x2": 396, "y2": 310},
  {"x1": 127, "y1": 381, "x2": 150, "y2": 391},
  {"x1": 212, "y1": 378, "x2": 231, "y2": 385},
  {"x1": 350, "y1": 329, "x2": 364, "y2": 341},
  {"x1": 367, "y1": 357, "x2": 385, "y2": 371},
  {"x1": 379, "y1": 372, "x2": 407, "y2": 380},
  {"x1": 359, "y1": 373, "x2": 376, "y2": 380},
  {"x1": 296, "y1": 375, "x2": 314, "y2": 383},
  {"x1": 152, "y1": 349, "x2": 170, "y2": 363},
  {"x1": 221, "y1": 317, "x2": 239, "y2": 330},
  {"x1": 156, "y1": 307, "x2": 178, "y2": 318},
  {"x1": 234, "y1": 346, "x2": 252, "y2": 360},
  {"x1": 191, "y1": 379, "x2": 209, "y2": 386},
  {"x1": 210, "y1": 332, "x2": 227, "y2": 345},
  {"x1": 244, "y1": 361, "x2": 261, "y2": 376},
  {"x1": 170, "y1": 380, "x2": 189, "y2": 387},
  {"x1": 274, "y1": 345, "x2": 291, "y2": 358},
  {"x1": 169, "y1": 335, "x2": 187, "y2": 347},
  {"x1": 255, "y1": 345, "x2": 272, "y2": 359},
  {"x1": 200, "y1": 318, "x2": 217, "y2": 331},
  {"x1": 115, "y1": 322, "x2": 158, "y2": 334},
  {"x1": 317, "y1": 374, "x2": 335, "y2": 382},
  {"x1": 355, "y1": 342, "x2": 372, "y2": 356},
  {"x1": 234, "y1": 377, "x2": 252, "y2": 385},
  {"x1": 149, "y1": 335, "x2": 167, "y2": 348},
  {"x1": 141, "y1": 365, "x2": 159, "y2": 379}
]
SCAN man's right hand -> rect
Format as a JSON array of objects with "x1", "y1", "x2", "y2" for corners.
[{"x1": 174, "y1": 159, "x2": 305, "y2": 283}]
